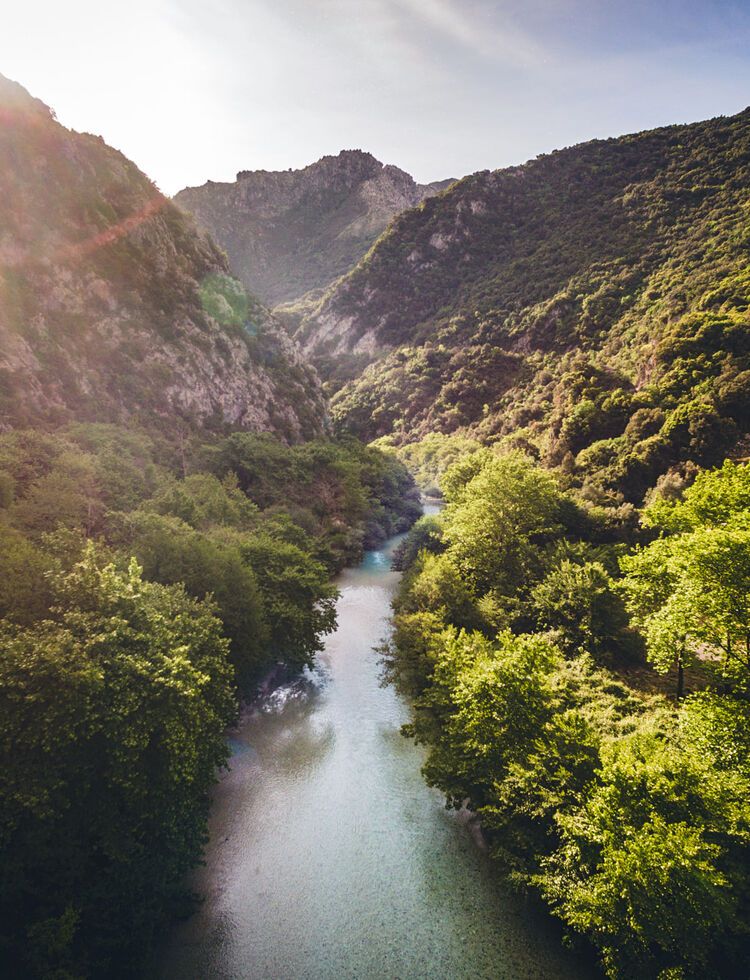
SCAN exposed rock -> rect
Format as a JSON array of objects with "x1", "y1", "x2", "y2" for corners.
[
  {"x1": 0, "y1": 74, "x2": 325, "y2": 440},
  {"x1": 174, "y1": 150, "x2": 454, "y2": 306}
]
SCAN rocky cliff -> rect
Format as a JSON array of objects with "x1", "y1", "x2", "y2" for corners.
[
  {"x1": 174, "y1": 150, "x2": 453, "y2": 307},
  {"x1": 0, "y1": 74, "x2": 325, "y2": 440}
]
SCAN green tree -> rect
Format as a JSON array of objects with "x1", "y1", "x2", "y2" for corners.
[
  {"x1": 111, "y1": 511, "x2": 270, "y2": 692},
  {"x1": 0, "y1": 545, "x2": 236, "y2": 977},
  {"x1": 542, "y1": 718, "x2": 749, "y2": 978},
  {"x1": 645, "y1": 459, "x2": 750, "y2": 533},
  {"x1": 442, "y1": 452, "x2": 564, "y2": 601},
  {"x1": 239, "y1": 533, "x2": 338, "y2": 671},
  {"x1": 621, "y1": 536, "x2": 696, "y2": 697},
  {"x1": 622, "y1": 528, "x2": 750, "y2": 694},
  {"x1": 532, "y1": 559, "x2": 632, "y2": 660},
  {"x1": 412, "y1": 629, "x2": 561, "y2": 808},
  {"x1": 0, "y1": 525, "x2": 55, "y2": 624}
]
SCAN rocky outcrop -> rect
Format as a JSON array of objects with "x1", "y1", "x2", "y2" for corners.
[
  {"x1": 0, "y1": 74, "x2": 325, "y2": 440},
  {"x1": 174, "y1": 151, "x2": 454, "y2": 306}
]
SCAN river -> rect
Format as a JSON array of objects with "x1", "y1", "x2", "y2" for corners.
[{"x1": 157, "y1": 519, "x2": 594, "y2": 979}]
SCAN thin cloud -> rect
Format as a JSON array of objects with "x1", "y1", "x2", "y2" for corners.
[{"x1": 393, "y1": 0, "x2": 552, "y2": 67}]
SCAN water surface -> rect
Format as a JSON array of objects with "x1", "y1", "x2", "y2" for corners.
[{"x1": 158, "y1": 532, "x2": 593, "y2": 979}]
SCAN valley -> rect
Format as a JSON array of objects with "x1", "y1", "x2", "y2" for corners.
[{"x1": 1, "y1": 61, "x2": 749, "y2": 980}]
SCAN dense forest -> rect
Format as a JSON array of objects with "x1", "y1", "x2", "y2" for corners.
[
  {"x1": 385, "y1": 449, "x2": 750, "y2": 978},
  {"x1": 0, "y1": 422, "x2": 419, "y2": 977},
  {"x1": 292, "y1": 108, "x2": 750, "y2": 508}
]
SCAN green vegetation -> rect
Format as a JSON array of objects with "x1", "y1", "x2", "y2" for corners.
[
  {"x1": 0, "y1": 74, "x2": 324, "y2": 438},
  {"x1": 0, "y1": 548, "x2": 235, "y2": 979},
  {"x1": 297, "y1": 109, "x2": 750, "y2": 504},
  {"x1": 372, "y1": 431, "x2": 482, "y2": 496},
  {"x1": 387, "y1": 452, "x2": 750, "y2": 978},
  {"x1": 0, "y1": 422, "x2": 418, "y2": 977},
  {"x1": 5, "y1": 69, "x2": 750, "y2": 980},
  {"x1": 199, "y1": 272, "x2": 251, "y2": 326}
]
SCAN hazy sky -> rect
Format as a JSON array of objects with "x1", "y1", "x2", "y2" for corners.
[{"x1": 3, "y1": 1, "x2": 750, "y2": 194}]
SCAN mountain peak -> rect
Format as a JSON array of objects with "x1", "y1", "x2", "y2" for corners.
[
  {"x1": 176, "y1": 153, "x2": 454, "y2": 307},
  {"x1": 235, "y1": 148, "x2": 383, "y2": 183}
]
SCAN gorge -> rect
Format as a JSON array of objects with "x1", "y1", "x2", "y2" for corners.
[{"x1": 1, "y1": 65, "x2": 749, "y2": 980}]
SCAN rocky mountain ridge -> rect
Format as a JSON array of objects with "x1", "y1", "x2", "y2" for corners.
[
  {"x1": 0, "y1": 74, "x2": 325, "y2": 440},
  {"x1": 174, "y1": 150, "x2": 454, "y2": 306}
]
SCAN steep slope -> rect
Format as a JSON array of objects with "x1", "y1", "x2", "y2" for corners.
[
  {"x1": 174, "y1": 150, "x2": 453, "y2": 307},
  {"x1": 0, "y1": 74, "x2": 325, "y2": 440},
  {"x1": 299, "y1": 109, "x2": 750, "y2": 502}
]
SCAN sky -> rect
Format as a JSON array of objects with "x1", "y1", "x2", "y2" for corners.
[{"x1": 3, "y1": 1, "x2": 750, "y2": 195}]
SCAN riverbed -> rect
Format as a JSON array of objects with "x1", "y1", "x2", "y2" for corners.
[{"x1": 157, "y1": 530, "x2": 593, "y2": 979}]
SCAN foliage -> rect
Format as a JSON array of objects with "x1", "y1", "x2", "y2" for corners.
[
  {"x1": 199, "y1": 273, "x2": 250, "y2": 326},
  {"x1": 389, "y1": 452, "x2": 750, "y2": 977},
  {"x1": 238, "y1": 534, "x2": 337, "y2": 671},
  {"x1": 531, "y1": 560, "x2": 634, "y2": 661},
  {"x1": 0, "y1": 421, "x2": 417, "y2": 976},
  {"x1": 0, "y1": 546, "x2": 236, "y2": 977},
  {"x1": 623, "y1": 463, "x2": 750, "y2": 694},
  {"x1": 311, "y1": 109, "x2": 750, "y2": 503}
]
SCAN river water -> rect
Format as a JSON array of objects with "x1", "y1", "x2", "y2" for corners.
[{"x1": 157, "y1": 524, "x2": 593, "y2": 979}]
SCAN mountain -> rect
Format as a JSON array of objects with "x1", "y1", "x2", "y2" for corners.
[
  {"x1": 174, "y1": 151, "x2": 454, "y2": 307},
  {"x1": 0, "y1": 74, "x2": 325, "y2": 440},
  {"x1": 297, "y1": 109, "x2": 750, "y2": 502}
]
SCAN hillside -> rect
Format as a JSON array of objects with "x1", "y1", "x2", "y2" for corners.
[
  {"x1": 174, "y1": 151, "x2": 453, "y2": 307},
  {"x1": 0, "y1": 74, "x2": 325, "y2": 440},
  {"x1": 298, "y1": 109, "x2": 750, "y2": 502}
]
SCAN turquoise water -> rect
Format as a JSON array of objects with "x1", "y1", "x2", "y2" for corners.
[{"x1": 156, "y1": 532, "x2": 594, "y2": 979}]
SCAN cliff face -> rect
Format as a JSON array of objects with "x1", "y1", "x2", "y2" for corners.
[
  {"x1": 0, "y1": 74, "x2": 325, "y2": 440},
  {"x1": 174, "y1": 150, "x2": 454, "y2": 306}
]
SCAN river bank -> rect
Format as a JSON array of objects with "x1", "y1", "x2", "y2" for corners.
[{"x1": 155, "y1": 531, "x2": 594, "y2": 979}]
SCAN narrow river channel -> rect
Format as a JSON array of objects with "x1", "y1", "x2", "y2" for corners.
[{"x1": 157, "y1": 522, "x2": 593, "y2": 979}]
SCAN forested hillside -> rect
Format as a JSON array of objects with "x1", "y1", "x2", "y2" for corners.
[
  {"x1": 300, "y1": 109, "x2": 750, "y2": 503},
  {"x1": 4, "y1": 59, "x2": 750, "y2": 980},
  {"x1": 0, "y1": 75, "x2": 421, "y2": 978},
  {"x1": 0, "y1": 74, "x2": 324, "y2": 439},
  {"x1": 175, "y1": 150, "x2": 453, "y2": 307}
]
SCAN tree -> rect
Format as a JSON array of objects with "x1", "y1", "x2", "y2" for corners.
[
  {"x1": 413, "y1": 629, "x2": 561, "y2": 808},
  {"x1": 532, "y1": 559, "x2": 632, "y2": 661},
  {"x1": 0, "y1": 525, "x2": 55, "y2": 624},
  {"x1": 621, "y1": 536, "x2": 697, "y2": 697},
  {"x1": 0, "y1": 544, "x2": 236, "y2": 977},
  {"x1": 442, "y1": 452, "x2": 564, "y2": 600},
  {"x1": 111, "y1": 511, "x2": 270, "y2": 692},
  {"x1": 549, "y1": 816, "x2": 735, "y2": 979},
  {"x1": 622, "y1": 528, "x2": 750, "y2": 695},
  {"x1": 679, "y1": 528, "x2": 750, "y2": 689},
  {"x1": 239, "y1": 533, "x2": 338, "y2": 672},
  {"x1": 542, "y1": 718, "x2": 748, "y2": 978},
  {"x1": 645, "y1": 459, "x2": 750, "y2": 533}
]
